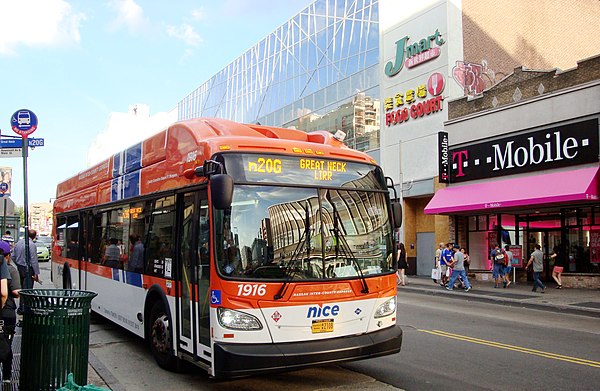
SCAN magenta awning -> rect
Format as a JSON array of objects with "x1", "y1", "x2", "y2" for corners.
[{"x1": 425, "y1": 166, "x2": 599, "y2": 215}]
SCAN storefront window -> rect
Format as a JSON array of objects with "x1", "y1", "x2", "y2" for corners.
[
  {"x1": 468, "y1": 216, "x2": 477, "y2": 231},
  {"x1": 459, "y1": 207, "x2": 600, "y2": 274},
  {"x1": 565, "y1": 209, "x2": 578, "y2": 227},
  {"x1": 594, "y1": 207, "x2": 600, "y2": 225}
]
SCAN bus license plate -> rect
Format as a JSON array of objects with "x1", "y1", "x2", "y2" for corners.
[{"x1": 311, "y1": 319, "x2": 334, "y2": 333}]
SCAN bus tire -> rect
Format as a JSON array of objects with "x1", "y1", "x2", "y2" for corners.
[
  {"x1": 149, "y1": 301, "x2": 178, "y2": 371},
  {"x1": 63, "y1": 263, "x2": 72, "y2": 289}
]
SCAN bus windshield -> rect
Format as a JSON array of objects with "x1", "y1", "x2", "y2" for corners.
[{"x1": 214, "y1": 184, "x2": 395, "y2": 281}]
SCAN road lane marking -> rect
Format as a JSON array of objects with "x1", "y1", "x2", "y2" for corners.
[{"x1": 418, "y1": 329, "x2": 600, "y2": 369}]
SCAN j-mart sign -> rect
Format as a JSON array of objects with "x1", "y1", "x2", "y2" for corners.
[{"x1": 384, "y1": 29, "x2": 445, "y2": 77}]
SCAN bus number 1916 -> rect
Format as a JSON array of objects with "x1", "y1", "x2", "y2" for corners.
[{"x1": 237, "y1": 284, "x2": 267, "y2": 297}]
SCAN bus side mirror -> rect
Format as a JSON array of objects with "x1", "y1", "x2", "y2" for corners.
[
  {"x1": 391, "y1": 201, "x2": 402, "y2": 229},
  {"x1": 211, "y1": 174, "x2": 234, "y2": 210}
]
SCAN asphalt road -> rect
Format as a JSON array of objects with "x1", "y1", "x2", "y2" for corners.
[
  {"x1": 343, "y1": 291, "x2": 600, "y2": 391},
  {"x1": 40, "y1": 262, "x2": 600, "y2": 390}
]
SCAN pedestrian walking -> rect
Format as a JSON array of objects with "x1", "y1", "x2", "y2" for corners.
[
  {"x1": 396, "y1": 243, "x2": 408, "y2": 286},
  {"x1": 440, "y1": 243, "x2": 454, "y2": 287},
  {"x1": 0, "y1": 241, "x2": 19, "y2": 384},
  {"x1": 460, "y1": 247, "x2": 470, "y2": 273},
  {"x1": 502, "y1": 245, "x2": 513, "y2": 288},
  {"x1": 526, "y1": 244, "x2": 546, "y2": 293},
  {"x1": 10, "y1": 229, "x2": 39, "y2": 314},
  {"x1": 550, "y1": 245, "x2": 565, "y2": 289},
  {"x1": 433, "y1": 242, "x2": 444, "y2": 283},
  {"x1": 490, "y1": 244, "x2": 506, "y2": 288},
  {"x1": 446, "y1": 244, "x2": 472, "y2": 292}
]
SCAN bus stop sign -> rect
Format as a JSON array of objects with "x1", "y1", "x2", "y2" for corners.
[{"x1": 10, "y1": 109, "x2": 38, "y2": 137}]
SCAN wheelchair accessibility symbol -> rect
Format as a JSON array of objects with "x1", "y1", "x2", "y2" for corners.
[{"x1": 210, "y1": 290, "x2": 221, "y2": 305}]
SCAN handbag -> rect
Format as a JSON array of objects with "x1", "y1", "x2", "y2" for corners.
[{"x1": 431, "y1": 268, "x2": 440, "y2": 280}]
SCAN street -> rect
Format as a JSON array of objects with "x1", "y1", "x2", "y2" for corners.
[
  {"x1": 345, "y1": 291, "x2": 600, "y2": 390},
  {"x1": 35, "y1": 262, "x2": 600, "y2": 390}
]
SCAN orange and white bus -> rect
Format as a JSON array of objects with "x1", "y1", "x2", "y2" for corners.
[{"x1": 52, "y1": 118, "x2": 403, "y2": 378}]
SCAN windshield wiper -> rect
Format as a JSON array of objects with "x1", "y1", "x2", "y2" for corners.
[
  {"x1": 329, "y1": 194, "x2": 369, "y2": 294},
  {"x1": 274, "y1": 203, "x2": 311, "y2": 300}
]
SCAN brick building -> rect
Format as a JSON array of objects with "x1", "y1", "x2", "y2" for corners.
[
  {"x1": 380, "y1": 0, "x2": 600, "y2": 277},
  {"x1": 426, "y1": 54, "x2": 600, "y2": 287}
]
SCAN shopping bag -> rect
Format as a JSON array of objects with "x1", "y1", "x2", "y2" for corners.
[{"x1": 431, "y1": 268, "x2": 440, "y2": 280}]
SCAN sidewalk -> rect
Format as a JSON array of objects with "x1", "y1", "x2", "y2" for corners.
[
  {"x1": 6, "y1": 324, "x2": 110, "y2": 390},
  {"x1": 400, "y1": 275, "x2": 600, "y2": 318}
]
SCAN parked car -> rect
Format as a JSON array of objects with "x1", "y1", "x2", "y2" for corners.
[
  {"x1": 37, "y1": 235, "x2": 52, "y2": 250},
  {"x1": 35, "y1": 241, "x2": 50, "y2": 262}
]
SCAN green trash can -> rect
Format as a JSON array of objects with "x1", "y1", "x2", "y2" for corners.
[{"x1": 19, "y1": 289, "x2": 98, "y2": 391}]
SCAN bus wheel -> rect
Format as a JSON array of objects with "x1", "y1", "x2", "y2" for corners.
[
  {"x1": 149, "y1": 301, "x2": 178, "y2": 371},
  {"x1": 63, "y1": 264, "x2": 72, "y2": 289}
]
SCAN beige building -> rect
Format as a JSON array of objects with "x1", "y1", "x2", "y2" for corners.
[{"x1": 30, "y1": 202, "x2": 53, "y2": 235}]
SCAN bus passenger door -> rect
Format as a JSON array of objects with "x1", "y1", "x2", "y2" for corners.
[{"x1": 177, "y1": 191, "x2": 211, "y2": 363}]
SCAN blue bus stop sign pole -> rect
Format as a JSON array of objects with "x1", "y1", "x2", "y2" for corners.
[{"x1": 11, "y1": 109, "x2": 38, "y2": 288}]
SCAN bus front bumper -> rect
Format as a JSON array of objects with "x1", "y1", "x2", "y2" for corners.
[{"x1": 213, "y1": 325, "x2": 402, "y2": 378}]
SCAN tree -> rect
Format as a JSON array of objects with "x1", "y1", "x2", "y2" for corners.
[{"x1": 15, "y1": 206, "x2": 24, "y2": 226}]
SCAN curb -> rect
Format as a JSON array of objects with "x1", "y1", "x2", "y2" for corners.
[
  {"x1": 399, "y1": 285, "x2": 600, "y2": 319},
  {"x1": 88, "y1": 350, "x2": 126, "y2": 391}
]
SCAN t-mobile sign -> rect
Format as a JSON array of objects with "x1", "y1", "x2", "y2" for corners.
[{"x1": 448, "y1": 119, "x2": 599, "y2": 183}]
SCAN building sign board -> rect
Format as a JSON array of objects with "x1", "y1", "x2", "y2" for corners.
[
  {"x1": 384, "y1": 29, "x2": 445, "y2": 77},
  {"x1": 448, "y1": 119, "x2": 599, "y2": 183},
  {"x1": 438, "y1": 131, "x2": 449, "y2": 183},
  {"x1": 384, "y1": 72, "x2": 445, "y2": 127}
]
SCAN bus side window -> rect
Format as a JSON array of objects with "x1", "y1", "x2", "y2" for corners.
[
  {"x1": 66, "y1": 216, "x2": 79, "y2": 260},
  {"x1": 145, "y1": 196, "x2": 175, "y2": 278}
]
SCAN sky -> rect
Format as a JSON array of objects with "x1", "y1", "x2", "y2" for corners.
[{"x1": 0, "y1": 0, "x2": 309, "y2": 207}]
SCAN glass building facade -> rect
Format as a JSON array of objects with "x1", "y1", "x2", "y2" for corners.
[{"x1": 177, "y1": 0, "x2": 380, "y2": 152}]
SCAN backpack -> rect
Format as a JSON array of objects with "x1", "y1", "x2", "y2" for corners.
[{"x1": 494, "y1": 250, "x2": 506, "y2": 265}]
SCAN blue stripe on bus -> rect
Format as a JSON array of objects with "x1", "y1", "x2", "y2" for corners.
[
  {"x1": 123, "y1": 171, "x2": 140, "y2": 199},
  {"x1": 124, "y1": 142, "x2": 142, "y2": 174},
  {"x1": 112, "y1": 143, "x2": 142, "y2": 178},
  {"x1": 112, "y1": 151, "x2": 122, "y2": 178},
  {"x1": 110, "y1": 171, "x2": 141, "y2": 202},
  {"x1": 125, "y1": 272, "x2": 143, "y2": 287}
]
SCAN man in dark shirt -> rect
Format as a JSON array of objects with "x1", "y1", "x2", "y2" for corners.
[
  {"x1": 0, "y1": 241, "x2": 17, "y2": 383},
  {"x1": 11, "y1": 229, "x2": 38, "y2": 314}
]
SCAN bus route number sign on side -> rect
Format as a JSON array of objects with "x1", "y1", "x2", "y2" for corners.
[{"x1": 10, "y1": 109, "x2": 38, "y2": 137}]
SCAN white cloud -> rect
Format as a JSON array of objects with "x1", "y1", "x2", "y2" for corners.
[
  {"x1": 107, "y1": 0, "x2": 146, "y2": 32},
  {"x1": 190, "y1": 8, "x2": 205, "y2": 21},
  {"x1": 166, "y1": 24, "x2": 202, "y2": 47},
  {"x1": 0, "y1": 0, "x2": 86, "y2": 55},
  {"x1": 87, "y1": 104, "x2": 177, "y2": 166}
]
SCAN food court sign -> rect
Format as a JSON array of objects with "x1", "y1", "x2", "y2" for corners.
[{"x1": 384, "y1": 72, "x2": 445, "y2": 127}]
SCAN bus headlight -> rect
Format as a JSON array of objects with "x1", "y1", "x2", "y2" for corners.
[
  {"x1": 217, "y1": 308, "x2": 263, "y2": 330},
  {"x1": 374, "y1": 297, "x2": 396, "y2": 318}
]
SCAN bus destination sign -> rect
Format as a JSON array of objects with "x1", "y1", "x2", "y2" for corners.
[
  {"x1": 246, "y1": 156, "x2": 347, "y2": 181},
  {"x1": 225, "y1": 153, "x2": 385, "y2": 189}
]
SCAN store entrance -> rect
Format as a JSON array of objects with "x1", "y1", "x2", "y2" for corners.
[{"x1": 526, "y1": 230, "x2": 561, "y2": 282}]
